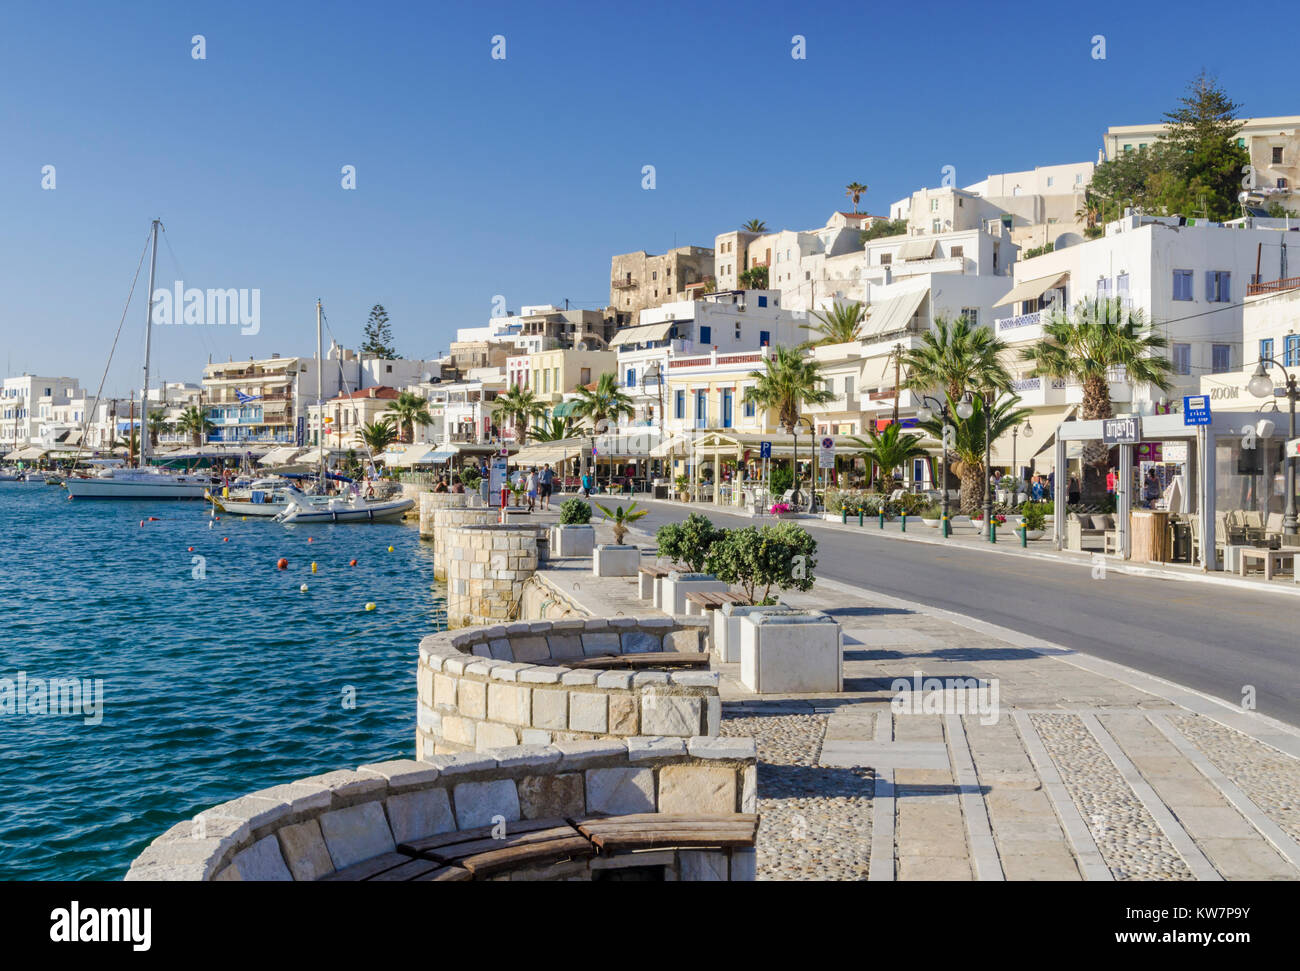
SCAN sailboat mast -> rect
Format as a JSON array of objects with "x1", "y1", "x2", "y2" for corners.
[
  {"x1": 140, "y1": 218, "x2": 161, "y2": 464},
  {"x1": 317, "y1": 299, "x2": 325, "y2": 489}
]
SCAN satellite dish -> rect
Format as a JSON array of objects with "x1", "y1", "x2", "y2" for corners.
[
  {"x1": 422, "y1": 372, "x2": 432, "y2": 383},
  {"x1": 1053, "y1": 232, "x2": 1083, "y2": 249}
]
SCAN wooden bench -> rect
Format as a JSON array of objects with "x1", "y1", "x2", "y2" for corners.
[
  {"x1": 556, "y1": 651, "x2": 710, "y2": 670},
  {"x1": 638, "y1": 564, "x2": 672, "y2": 602},
  {"x1": 320, "y1": 812, "x2": 758, "y2": 880},
  {"x1": 684, "y1": 591, "x2": 752, "y2": 616}
]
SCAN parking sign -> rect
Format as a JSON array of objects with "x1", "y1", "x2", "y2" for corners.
[{"x1": 760, "y1": 441, "x2": 772, "y2": 459}]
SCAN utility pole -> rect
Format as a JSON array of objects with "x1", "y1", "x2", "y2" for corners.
[{"x1": 892, "y1": 343, "x2": 903, "y2": 425}]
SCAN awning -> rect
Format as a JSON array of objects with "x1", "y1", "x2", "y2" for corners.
[
  {"x1": 1032, "y1": 405, "x2": 1080, "y2": 458},
  {"x1": 259, "y1": 446, "x2": 302, "y2": 465},
  {"x1": 650, "y1": 432, "x2": 694, "y2": 458},
  {"x1": 896, "y1": 237, "x2": 936, "y2": 261},
  {"x1": 608, "y1": 322, "x2": 674, "y2": 348},
  {"x1": 993, "y1": 272, "x2": 1068, "y2": 308},
  {"x1": 863, "y1": 289, "x2": 928, "y2": 337},
  {"x1": 295, "y1": 448, "x2": 329, "y2": 464},
  {"x1": 4, "y1": 446, "x2": 46, "y2": 461},
  {"x1": 510, "y1": 438, "x2": 585, "y2": 465},
  {"x1": 551, "y1": 401, "x2": 582, "y2": 418}
]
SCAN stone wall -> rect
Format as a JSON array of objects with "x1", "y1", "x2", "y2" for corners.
[
  {"x1": 125, "y1": 739, "x2": 758, "y2": 882},
  {"x1": 445, "y1": 524, "x2": 540, "y2": 627},
  {"x1": 417, "y1": 617, "x2": 715, "y2": 756},
  {"x1": 418, "y1": 491, "x2": 474, "y2": 538},
  {"x1": 431, "y1": 507, "x2": 500, "y2": 580},
  {"x1": 518, "y1": 573, "x2": 588, "y2": 622}
]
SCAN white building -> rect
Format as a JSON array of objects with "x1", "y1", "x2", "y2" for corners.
[{"x1": 1, "y1": 375, "x2": 84, "y2": 452}]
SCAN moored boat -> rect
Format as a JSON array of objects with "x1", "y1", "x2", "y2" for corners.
[{"x1": 273, "y1": 485, "x2": 414, "y2": 524}]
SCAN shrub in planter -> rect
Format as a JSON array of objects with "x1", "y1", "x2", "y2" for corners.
[
  {"x1": 769, "y1": 502, "x2": 793, "y2": 515},
  {"x1": 459, "y1": 468, "x2": 481, "y2": 491},
  {"x1": 704, "y1": 522, "x2": 818, "y2": 603},
  {"x1": 1019, "y1": 503, "x2": 1047, "y2": 532},
  {"x1": 558, "y1": 496, "x2": 592, "y2": 525},
  {"x1": 768, "y1": 465, "x2": 794, "y2": 496},
  {"x1": 918, "y1": 502, "x2": 944, "y2": 521},
  {"x1": 656, "y1": 512, "x2": 725, "y2": 573},
  {"x1": 593, "y1": 500, "x2": 648, "y2": 545}
]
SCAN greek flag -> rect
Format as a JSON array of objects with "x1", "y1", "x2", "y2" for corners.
[{"x1": 235, "y1": 389, "x2": 262, "y2": 404}]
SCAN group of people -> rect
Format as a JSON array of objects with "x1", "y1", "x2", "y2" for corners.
[{"x1": 513, "y1": 464, "x2": 557, "y2": 511}]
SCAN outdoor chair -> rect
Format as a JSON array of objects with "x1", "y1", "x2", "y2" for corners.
[{"x1": 1066, "y1": 513, "x2": 1107, "y2": 552}]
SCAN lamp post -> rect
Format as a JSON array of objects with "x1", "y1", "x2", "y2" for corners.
[
  {"x1": 916, "y1": 394, "x2": 964, "y2": 538},
  {"x1": 790, "y1": 415, "x2": 814, "y2": 512},
  {"x1": 1011, "y1": 419, "x2": 1033, "y2": 497},
  {"x1": 1248, "y1": 358, "x2": 1298, "y2": 537}
]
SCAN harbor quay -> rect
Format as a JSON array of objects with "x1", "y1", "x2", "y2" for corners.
[{"x1": 125, "y1": 514, "x2": 1300, "y2": 882}]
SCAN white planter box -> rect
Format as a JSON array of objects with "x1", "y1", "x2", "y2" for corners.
[
  {"x1": 739, "y1": 608, "x2": 842, "y2": 694},
  {"x1": 593, "y1": 544, "x2": 640, "y2": 577},
  {"x1": 660, "y1": 572, "x2": 728, "y2": 616},
  {"x1": 715, "y1": 602, "x2": 779, "y2": 664},
  {"x1": 551, "y1": 523, "x2": 595, "y2": 557},
  {"x1": 503, "y1": 507, "x2": 531, "y2": 523},
  {"x1": 638, "y1": 570, "x2": 657, "y2": 601}
]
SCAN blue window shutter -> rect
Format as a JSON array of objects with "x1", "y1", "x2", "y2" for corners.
[
  {"x1": 1205, "y1": 273, "x2": 1214, "y2": 302},
  {"x1": 1221, "y1": 272, "x2": 1230, "y2": 303}
]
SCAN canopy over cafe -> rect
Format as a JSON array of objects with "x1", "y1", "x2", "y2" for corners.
[{"x1": 1051, "y1": 396, "x2": 1299, "y2": 571}]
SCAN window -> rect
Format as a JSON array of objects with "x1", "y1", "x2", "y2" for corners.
[
  {"x1": 1172, "y1": 343, "x2": 1191, "y2": 375},
  {"x1": 1046, "y1": 176, "x2": 1055, "y2": 187},
  {"x1": 757, "y1": 295, "x2": 767, "y2": 307},
  {"x1": 960, "y1": 307, "x2": 979, "y2": 327},
  {"x1": 1237, "y1": 137, "x2": 1246, "y2": 148},
  {"x1": 1096, "y1": 277, "x2": 1112, "y2": 298},
  {"x1": 1172, "y1": 269, "x2": 1193, "y2": 301},
  {"x1": 951, "y1": 245, "x2": 964, "y2": 259},
  {"x1": 1288, "y1": 336, "x2": 1300, "y2": 368},
  {"x1": 1279, "y1": 178, "x2": 1289, "y2": 190},
  {"x1": 579, "y1": 367, "x2": 591, "y2": 386},
  {"x1": 674, "y1": 390, "x2": 685, "y2": 419},
  {"x1": 1075, "y1": 173, "x2": 1084, "y2": 185},
  {"x1": 722, "y1": 389, "x2": 733, "y2": 428},
  {"x1": 844, "y1": 376, "x2": 854, "y2": 397},
  {"x1": 1206, "y1": 271, "x2": 1231, "y2": 303},
  {"x1": 651, "y1": 271, "x2": 657, "y2": 280},
  {"x1": 744, "y1": 393, "x2": 755, "y2": 418},
  {"x1": 694, "y1": 390, "x2": 707, "y2": 427},
  {"x1": 1212, "y1": 344, "x2": 1231, "y2": 373},
  {"x1": 932, "y1": 219, "x2": 941, "y2": 233},
  {"x1": 1273, "y1": 146, "x2": 1284, "y2": 165},
  {"x1": 930, "y1": 199, "x2": 939, "y2": 212},
  {"x1": 1260, "y1": 338, "x2": 1275, "y2": 367},
  {"x1": 1116, "y1": 272, "x2": 1130, "y2": 299},
  {"x1": 880, "y1": 253, "x2": 892, "y2": 266},
  {"x1": 1123, "y1": 144, "x2": 1133, "y2": 152},
  {"x1": 699, "y1": 325, "x2": 711, "y2": 345},
  {"x1": 759, "y1": 330, "x2": 770, "y2": 346}
]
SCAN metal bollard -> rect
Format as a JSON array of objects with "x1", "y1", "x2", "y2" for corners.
[
  {"x1": 900, "y1": 513, "x2": 907, "y2": 532},
  {"x1": 989, "y1": 521, "x2": 997, "y2": 544},
  {"x1": 858, "y1": 509, "x2": 864, "y2": 527},
  {"x1": 842, "y1": 509, "x2": 848, "y2": 524},
  {"x1": 942, "y1": 515, "x2": 950, "y2": 538},
  {"x1": 879, "y1": 510, "x2": 886, "y2": 529},
  {"x1": 1018, "y1": 525, "x2": 1027, "y2": 548}
]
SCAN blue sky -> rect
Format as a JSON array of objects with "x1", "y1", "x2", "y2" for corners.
[{"x1": 0, "y1": 0, "x2": 1292, "y2": 395}]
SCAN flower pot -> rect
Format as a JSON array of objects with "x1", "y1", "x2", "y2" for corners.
[
  {"x1": 921, "y1": 517, "x2": 940, "y2": 528},
  {"x1": 1025, "y1": 529, "x2": 1045, "y2": 541}
]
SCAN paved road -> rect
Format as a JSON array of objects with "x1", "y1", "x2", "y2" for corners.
[{"x1": 601, "y1": 498, "x2": 1300, "y2": 729}]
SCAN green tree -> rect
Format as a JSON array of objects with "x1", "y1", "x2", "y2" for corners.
[
  {"x1": 846, "y1": 422, "x2": 931, "y2": 490},
  {"x1": 738, "y1": 265, "x2": 769, "y2": 289},
  {"x1": 175, "y1": 406, "x2": 214, "y2": 446},
  {"x1": 531, "y1": 414, "x2": 578, "y2": 442},
  {"x1": 491, "y1": 385, "x2": 546, "y2": 445},
  {"x1": 146, "y1": 412, "x2": 172, "y2": 447},
  {"x1": 741, "y1": 219, "x2": 767, "y2": 233},
  {"x1": 384, "y1": 390, "x2": 433, "y2": 443},
  {"x1": 359, "y1": 417, "x2": 398, "y2": 453},
  {"x1": 803, "y1": 301, "x2": 866, "y2": 345},
  {"x1": 844, "y1": 181, "x2": 868, "y2": 213},
  {"x1": 656, "y1": 513, "x2": 726, "y2": 573},
  {"x1": 918, "y1": 393, "x2": 1031, "y2": 514},
  {"x1": 859, "y1": 218, "x2": 908, "y2": 244},
  {"x1": 361, "y1": 304, "x2": 399, "y2": 358},
  {"x1": 570, "y1": 372, "x2": 635, "y2": 434},
  {"x1": 743, "y1": 347, "x2": 832, "y2": 505},
  {"x1": 705, "y1": 522, "x2": 818, "y2": 603},
  {"x1": 593, "y1": 500, "x2": 648, "y2": 545},
  {"x1": 900, "y1": 314, "x2": 1012, "y2": 403}
]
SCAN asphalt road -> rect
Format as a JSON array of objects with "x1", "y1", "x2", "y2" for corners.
[{"x1": 600, "y1": 497, "x2": 1300, "y2": 729}]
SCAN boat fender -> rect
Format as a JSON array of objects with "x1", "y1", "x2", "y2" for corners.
[
  {"x1": 300, "y1": 584, "x2": 309, "y2": 593},
  {"x1": 311, "y1": 562, "x2": 317, "y2": 573}
]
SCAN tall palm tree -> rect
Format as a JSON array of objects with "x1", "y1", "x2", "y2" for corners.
[
  {"x1": 570, "y1": 372, "x2": 635, "y2": 434},
  {"x1": 743, "y1": 347, "x2": 833, "y2": 505},
  {"x1": 385, "y1": 390, "x2": 433, "y2": 443},
  {"x1": 1021, "y1": 297, "x2": 1174, "y2": 487},
  {"x1": 359, "y1": 417, "x2": 398, "y2": 454},
  {"x1": 492, "y1": 385, "x2": 546, "y2": 446},
  {"x1": 175, "y1": 406, "x2": 214, "y2": 446},
  {"x1": 146, "y1": 412, "x2": 172, "y2": 447},
  {"x1": 844, "y1": 182, "x2": 869, "y2": 213},
  {"x1": 741, "y1": 219, "x2": 767, "y2": 233},
  {"x1": 846, "y1": 422, "x2": 931, "y2": 490},
  {"x1": 532, "y1": 415, "x2": 578, "y2": 442},
  {"x1": 918, "y1": 393, "x2": 1032, "y2": 514},
  {"x1": 803, "y1": 301, "x2": 866, "y2": 346},
  {"x1": 900, "y1": 314, "x2": 1012, "y2": 403}
]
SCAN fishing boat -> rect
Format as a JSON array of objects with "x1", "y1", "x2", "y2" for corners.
[
  {"x1": 273, "y1": 485, "x2": 414, "y2": 524},
  {"x1": 0, "y1": 470, "x2": 49, "y2": 485},
  {"x1": 206, "y1": 475, "x2": 345, "y2": 517},
  {"x1": 66, "y1": 219, "x2": 217, "y2": 501}
]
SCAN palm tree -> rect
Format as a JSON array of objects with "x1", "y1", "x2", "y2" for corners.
[
  {"x1": 743, "y1": 347, "x2": 833, "y2": 505},
  {"x1": 532, "y1": 415, "x2": 578, "y2": 442},
  {"x1": 918, "y1": 393, "x2": 1032, "y2": 514},
  {"x1": 593, "y1": 500, "x2": 649, "y2": 545},
  {"x1": 570, "y1": 372, "x2": 635, "y2": 434},
  {"x1": 846, "y1": 423, "x2": 931, "y2": 491},
  {"x1": 900, "y1": 314, "x2": 1012, "y2": 403},
  {"x1": 110, "y1": 430, "x2": 141, "y2": 464},
  {"x1": 175, "y1": 406, "x2": 214, "y2": 446},
  {"x1": 1021, "y1": 297, "x2": 1174, "y2": 488},
  {"x1": 146, "y1": 412, "x2": 172, "y2": 447},
  {"x1": 385, "y1": 390, "x2": 433, "y2": 443},
  {"x1": 492, "y1": 385, "x2": 546, "y2": 446},
  {"x1": 803, "y1": 301, "x2": 866, "y2": 346},
  {"x1": 741, "y1": 219, "x2": 767, "y2": 233},
  {"x1": 845, "y1": 182, "x2": 869, "y2": 213},
  {"x1": 1075, "y1": 189, "x2": 1103, "y2": 230},
  {"x1": 360, "y1": 417, "x2": 398, "y2": 454}
]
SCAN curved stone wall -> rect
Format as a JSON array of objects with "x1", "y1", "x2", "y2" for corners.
[
  {"x1": 431, "y1": 507, "x2": 500, "y2": 580},
  {"x1": 445, "y1": 524, "x2": 542, "y2": 628},
  {"x1": 418, "y1": 491, "x2": 478, "y2": 538},
  {"x1": 125, "y1": 738, "x2": 758, "y2": 881},
  {"x1": 417, "y1": 617, "x2": 716, "y2": 757}
]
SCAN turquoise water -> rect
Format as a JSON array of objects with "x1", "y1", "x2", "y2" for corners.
[{"x1": 0, "y1": 484, "x2": 444, "y2": 880}]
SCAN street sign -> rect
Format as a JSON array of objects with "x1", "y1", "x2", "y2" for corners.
[
  {"x1": 818, "y1": 436, "x2": 835, "y2": 469},
  {"x1": 760, "y1": 441, "x2": 772, "y2": 459},
  {"x1": 1286, "y1": 438, "x2": 1300, "y2": 459},
  {"x1": 1183, "y1": 395, "x2": 1211, "y2": 426},
  {"x1": 1102, "y1": 416, "x2": 1141, "y2": 445},
  {"x1": 489, "y1": 459, "x2": 507, "y2": 506}
]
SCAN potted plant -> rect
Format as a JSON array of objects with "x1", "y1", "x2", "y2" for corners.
[
  {"x1": 769, "y1": 501, "x2": 794, "y2": 518},
  {"x1": 674, "y1": 474, "x2": 691, "y2": 502},
  {"x1": 592, "y1": 501, "x2": 649, "y2": 576},
  {"x1": 552, "y1": 496, "x2": 595, "y2": 556},
  {"x1": 656, "y1": 513, "x2": 725, "y2": 573},
  {"x1": 1019, "y1": 503, "x2": 1047, "y2": 540},
  {"x1": 919, "y1": 502, "x2": 943, "y2": 528},
  {"x1": 594, "y1": 500, "x2": 648, "y2": 545}
]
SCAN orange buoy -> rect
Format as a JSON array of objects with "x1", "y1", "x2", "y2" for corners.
[
  {"x1": 148, "y1": 516, "x2": 160, "y2": 521},
  {"x1": 223, "y1": 537, "x2": 230, "y2": 543},
  {"x1": 308, "y1": 537, "x2": 314, "y2": 544},
  {"x1": 276, "y1": 558, "x2": 288, "y2": 570},
  {"x1": 349, "y1": 558, "x2": 357, "y2": 567},
  {"x1": 140, "y1": 520, "x2": 145, "y2": 527},
  {"x1": 187, "y1": 547, "x2": 194, "y2": 552}
]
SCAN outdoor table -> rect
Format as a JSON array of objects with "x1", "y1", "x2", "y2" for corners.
[{"x1": 1239, "y1": 547, "x2": 1295, "y2": 581}]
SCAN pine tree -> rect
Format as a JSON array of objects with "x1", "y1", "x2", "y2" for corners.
[{"x1": 361, "y1": 304, "x2": 399, "y2": 358}]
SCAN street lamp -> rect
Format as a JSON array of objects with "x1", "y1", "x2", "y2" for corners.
[
  {"x1": 916, "y1": 395, "x2": 955, "y2": 537},
  {"x1": 789, "y1": 415, "x2": 815, "y2": 512},
  {"x1": 1011, "y1": 419, "x2": 1033, "y2": 493},
  {"x1": 1248, "y1": 357, "x2": 1298, "y2": 537}
]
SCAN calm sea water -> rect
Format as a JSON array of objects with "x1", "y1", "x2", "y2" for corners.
[{"x1": 0, "y1": 483, "x2": 444, "y2": 880}]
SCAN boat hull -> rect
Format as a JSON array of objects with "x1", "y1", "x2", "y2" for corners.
[
  {"x1": 278, "y1": 497, "x2": 414, "y2": 524},
  {"x1": 65, "y1": 477, "x2": 214, "y2": 499}
]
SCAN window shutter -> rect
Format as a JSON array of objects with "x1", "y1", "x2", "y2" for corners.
[
  {"x1": 1221, "y1": 272, "x2": 1230, "y2": 303},
  {"x1": 1205, "y1": 273, "x2": 1214, "y2": 302}
]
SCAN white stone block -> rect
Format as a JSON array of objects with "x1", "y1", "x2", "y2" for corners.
[
  {"x1": 385, "y1": 789, "x2": 456, "y2": 845},
  {"x1": 585, "y1": 767, "x2": 655, "y2": 814},
  {"x1": 678, "y1": 849, "x2": 729, "y2": 881},
  {"x1": 660, "y1": 572, "x2": 728, "y2": 617},
  {"x1": 739, "y1": 609, "x2": 842, "y2": 694},
  {"x1": 716, "y1": 603, "x2": 780, "y2": 665},
  {"x1": 225, "y1": 834, "x2": 293, "y2": 881},
  {"x1": 453, "y1": 779, "x2": 521, "y2": 829},
  {"x1": 318, "y1": 802, "x2": 396, "y2": 870},
  {"x1": 593, "y1": 544, "x2": 640, "y2": 577},
  {"x1": 551, "y1": 524, "x2": 595, "y2": 557}
]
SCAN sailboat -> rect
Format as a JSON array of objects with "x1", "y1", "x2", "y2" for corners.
[{"x1": 66, "y1": 219, "x2": 220, "y2": 500}]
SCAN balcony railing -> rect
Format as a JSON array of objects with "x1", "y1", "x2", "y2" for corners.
[
  {"x1": 996, "y1": 310, "x2": 1042, "y2": 333},
  {"x1": 1247, "y1": 275, "x2": 1300, "y2": 296},
  {"x1": 611, "y1": 279, "x2": 638, "y2": 290}
]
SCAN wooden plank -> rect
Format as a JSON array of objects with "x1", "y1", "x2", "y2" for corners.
[
  {"x1": 410, "y1": 865, "x2": 472, "y2": 882},
  {"x1": 638, "y1": 565, "x2": 670, "y2": 577},
  {"x1": 559, "y1": 652, "x2": 710, "y2": 670},
  {"x1": 429, "y1": 825, "x2": 582, "y2": 863},
  {"x1": 573, "y1": 813, "x2": 759, "y2": 828},
  {"x1": 589, "y1": 830, "x2": 755, "y2": 851},
  {"x1": 318, "y1": 851, "x2": 413, "y2": 882},
  {"x1": 459, "y1": 837, "x2": 595, "y2": 878},
  {"x1": 399, "y1": 817, "x2": 568, "y2": 857},
  {"x1": 366, "y1": 857, "x2": 447, "y2": 881}
]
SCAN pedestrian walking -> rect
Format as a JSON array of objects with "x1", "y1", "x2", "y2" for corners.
[
  {"x1": 1068, "y1": 475, "x2": 1080, "y2": 506},
  {"x1": 538, "y1": 463, "x2": 554, "y2": 509},
  {"x1": 526, "y1": 467, "x2": 539, "y2": 512}
]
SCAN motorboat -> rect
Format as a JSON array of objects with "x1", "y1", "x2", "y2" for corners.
[
  {"x1": 207, "y1": 477, "x2": 334, "y2": 517},
  {"x1": 273, "y1": 485, "x2": 414, "y2": 524},
  {"x1": 65, "y1": 466, "x2": 219, "y2": 499}
]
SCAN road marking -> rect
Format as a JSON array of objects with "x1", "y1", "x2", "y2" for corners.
[{"x1": 946, "y1": 714, "x2": 1004, "y2": 881}]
